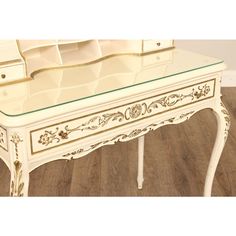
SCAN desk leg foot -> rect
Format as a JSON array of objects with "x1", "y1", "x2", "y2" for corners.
[
  {"x1": 204, "y1": 101, "x2": 230, "y2": 197},
  {"x1": 137, "y1": 135, "x2": 144, "y2": 189}
]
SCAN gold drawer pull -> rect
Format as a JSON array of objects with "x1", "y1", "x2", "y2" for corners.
[{"x1": 1, "y1": 74, "x2": 6, "y2": 79}]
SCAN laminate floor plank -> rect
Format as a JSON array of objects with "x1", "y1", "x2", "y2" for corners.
[
  {"x1": 0, "y1": 159, "x2": 10, "y2": 196},
  {"x1": 100, "y1": 142, "x2": 132, "y2": 196},
  {"x1": 29, "y1": 160, "x2": 74, "y2": 196},
  {"x1": 69, "y1": 151, "x2": 101, "y2": 196}
]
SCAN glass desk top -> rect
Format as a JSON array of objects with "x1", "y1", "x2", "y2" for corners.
[{"x1": 0, "y1": 49, "x2": 223, "y2": 117}]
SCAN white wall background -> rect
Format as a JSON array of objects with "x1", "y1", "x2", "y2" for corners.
[
  {"x1": 175, "y1": 40, "x2": 236, "y2": 86},
  {"x1": 175, "y1": 40, "x2": 236, "y2": 70}
]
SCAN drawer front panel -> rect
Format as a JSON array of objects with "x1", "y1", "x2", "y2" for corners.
[
  {"x1": 30, "y1": 78, "x2": 215, "y2": 154},
  {"x1": 0, "y1": 126, "x2": 8, "y2": 151},
  {"x1": 0, "y1": 64, "x2": 25, "y2": 84},
  {"x1": 143, "y1": 40, "x2": 173, "y2": 53}
]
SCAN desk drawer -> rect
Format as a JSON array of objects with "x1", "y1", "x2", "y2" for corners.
[
  {"x1": 30, "y1": 78, "x2": 215, "y2": 154},
  {"x1": 0, "y1": 64, "x2": 25, "y2": 85},
  {"x1": 143, "y1": 40, "x2": 173, "y2": 53}
]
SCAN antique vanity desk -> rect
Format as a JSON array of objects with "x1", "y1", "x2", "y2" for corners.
[{"x1": 0, "y1": 40, "x2": 230, "y2": 196}]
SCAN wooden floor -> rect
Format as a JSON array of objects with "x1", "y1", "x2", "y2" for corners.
[{"x1": 1, "y1": 87, "x2": 236, "y2": 197}]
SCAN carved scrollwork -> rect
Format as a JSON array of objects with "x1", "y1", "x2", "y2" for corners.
[
  {"x1": 129, "y1": 104, "x2": 143, "y2": 119},
  {"x1": 220, "y1": 102, "x2": 231, "y2": 142},
  {"x1": 38, "y1": 128, "x2": 60, "y2": 146},
  {"x1": 38, "y1": 83, "x2": 210, "y2": 147},
  {"x1": 62, "y1": 111, "x2": 195, "y2": 159},
  {"x1": 147, "y1": 93, "x2": 193, "y2": 112},
  {"x1": 193, "y1": 84, "x2": 210, "y2": 99},
  {"x1": 38, "y1": 113, "x2": 125, "y2": 146}
]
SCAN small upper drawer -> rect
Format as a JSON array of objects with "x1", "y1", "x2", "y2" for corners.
[
  {"x1": 0, "y1": 64, "x2": 25, "y2": 85},
  {"x1": 143, "y1": 40, "x2": 173, "y2": 53}
]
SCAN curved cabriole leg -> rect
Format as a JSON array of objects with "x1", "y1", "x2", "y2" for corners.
[
  {"x1": 9, "y1": 132, "x2": 29, "y2": 197},
  {"x1": 137, "y1": 135, "x2": 144, "y2": 189},
  {"x1": 204, "y1": 101, "x2": 230, "y2": 197}
]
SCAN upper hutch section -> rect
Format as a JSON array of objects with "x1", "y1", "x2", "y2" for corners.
[{"x1": 0, "y1": 40, "x2": 174, "y2": 85}]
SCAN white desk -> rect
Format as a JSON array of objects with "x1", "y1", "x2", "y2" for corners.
[{"x1": 0, "y1": 49, "x2": 230, "y2": 196}]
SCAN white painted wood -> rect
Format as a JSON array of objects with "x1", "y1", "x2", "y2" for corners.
[
  {"x1": 137, "y1": 135, "x2": 144, "y2": 189},
  {"x1": 204, "y1": 101, "x2": 230, "y2": 196},
  {"x1": 0, "y1": 40, "x2": 174, "y2": 85},
  {"x1": 28, "y1": 104, "x2": 210, "y2": 172},
  {"x1": 29, "y1": 79, "x2": 215, "y2": 154},
  {"x1": 143, "y1": 40, "x2": 173, "y2": 53},
  {"x1": 0, "y1": 70, "x2": 225, "y2": 128},
  {"x1": 17, "y1": 40, "x2": 174, "y2": 78},
  {"x1": 0, "y1": 40, "x2": 23, "y2": 62},
  {"x1": 0, "y1": 47, "x2": 229, "y2": 196},
  {"x1": 0, "y1": 64, "x2": 25, "y2": 85},
  {"x1": 221, "y1": 70, "x2": 236, "y2": 87},
  {"x1": 0, "y1": 73, "x2": 228, "y2": 196}
]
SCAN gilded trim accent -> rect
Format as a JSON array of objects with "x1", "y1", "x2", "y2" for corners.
[
  {"x1": 36, "y1": 81, "x2": 213, "y2": 147},
  {"x1": 129, "y1": 104, "x2": 143, "y2": 119},
  {"x1": 193, "y1": 84, "x2": 211, "y2": 98},
  {"x1": 220, "y1": 102, "x2": 231, "y2": 142},
  {"x1": 38, "y1": 128, "x2": 61, "y2": 146},
  {"x1": 0, "y1": 77, "x2": 32, "y2": 87},
  {"x1": 0, "y1": 126, "x2": 8, "y2": 151},
  {"x1": 39, "y1": 112, "x2": 125, "y2": 146},
  {"x1": 10, "y1": 133, "x2": 24, "y2": 197},
  {"x1": 30, "y1": 78, "x2": 216, "y2": 154},
  {"x1": 0, "y1": 59, "x2": 22, "y2": 66},
  {"x1": 10, "y1": 160, "x2": 24, "y2": 197},
  {"x1": 62, "y1": 111, "x2": 195, "y2": 159},
  {"x1": 0, "y1": 131, "x2": 4, "y2": 145}
]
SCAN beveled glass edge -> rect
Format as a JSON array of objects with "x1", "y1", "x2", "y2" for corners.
[{"x1": 0, "y1": 60, "x2": 224, "y2": 117}]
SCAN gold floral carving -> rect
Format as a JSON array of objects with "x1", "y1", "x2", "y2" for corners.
[
  {"x1": 10, "y1": 133, "x2": 24, "y2": 197},
  {"x1": 38, "y1": 128, "x2": 60, "y2": 146},
  {"x1": 62, "y1": 111, "x2": 195, "y2": 159},
  {"x1": 0, "y1": 126, "x2": 8, "y2": 151},
  {"x1": 129, "y1": 104, "x2": 143, "y2": 119},
  {"x1": 10, "y1": 160, "x2": 24, "y2": 197},
  {"x1": 193, "y1": 84, "x2": 210, "y2": 99},
  {"x1": 38, "y1": 112, "x2": 125, "y2": 146},
  {"x1": 38, "y1": 84, "x2": 210, "y2": 147},
  {"x1": 220, "y1": 102, "x2": 231, "y2": 142}
]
